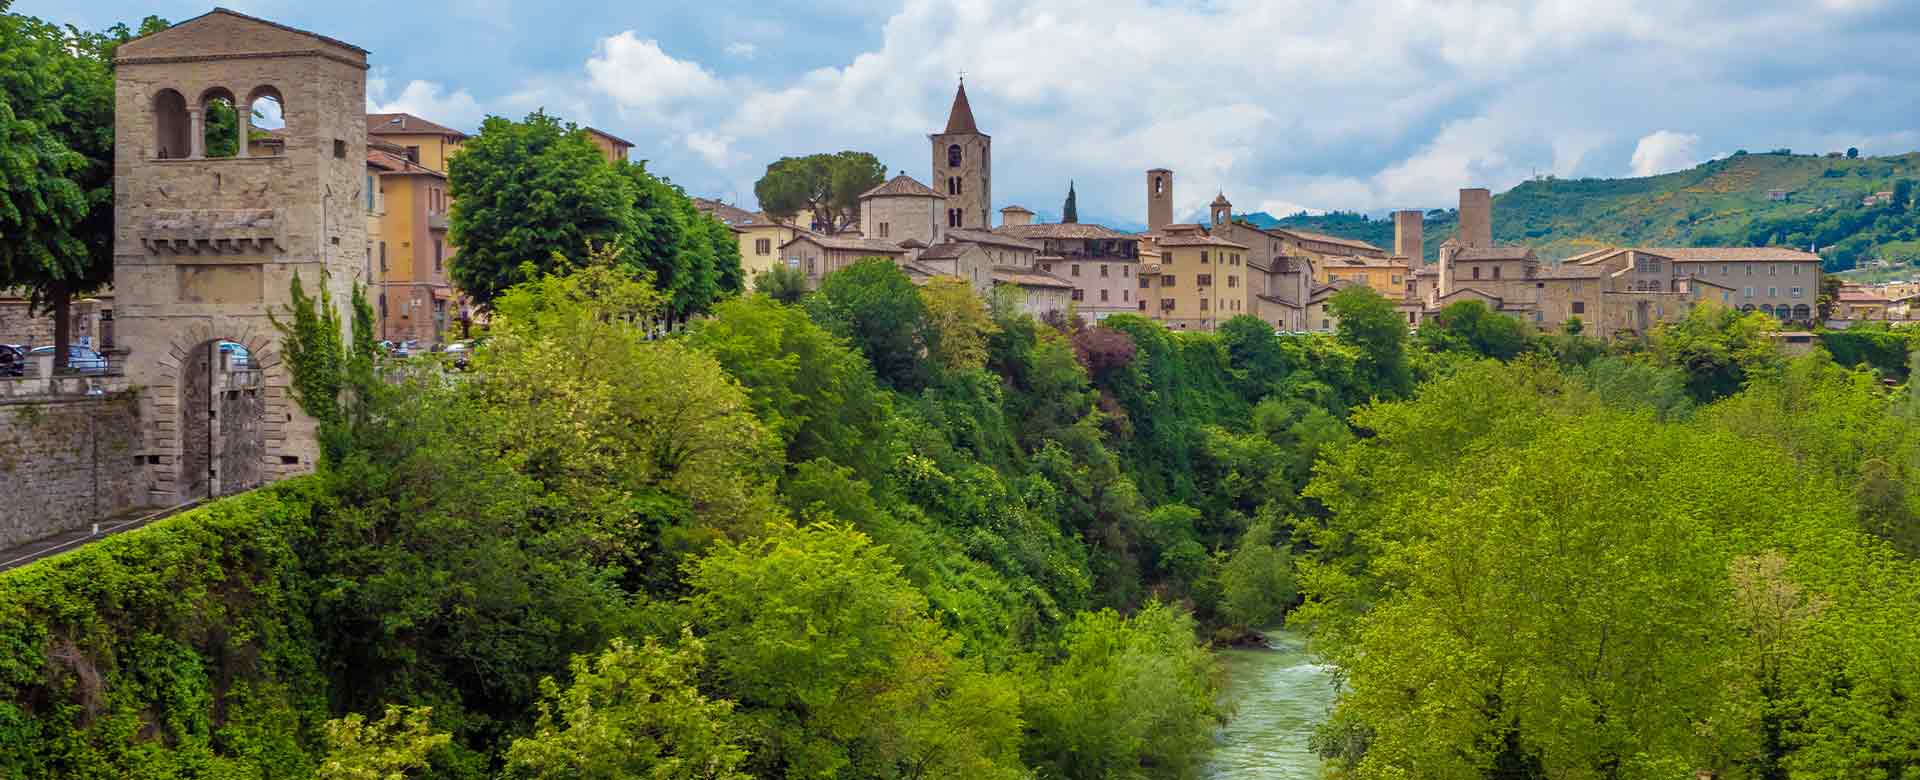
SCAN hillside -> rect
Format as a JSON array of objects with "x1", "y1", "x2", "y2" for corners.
[{"x1": 1249, "y1": 151, "x2": 1920, "y2": 270}]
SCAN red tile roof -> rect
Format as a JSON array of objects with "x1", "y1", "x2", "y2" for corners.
[{"x1": 367, "y1": 113, "x2": 468, "y2": 139}]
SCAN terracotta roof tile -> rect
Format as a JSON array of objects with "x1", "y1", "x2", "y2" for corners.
[
  {"x1": 997, "y1": 223, "x2": 1138, "y2": 241},
  {"x1": 1454, "y1": 246, "x2": 1535, "y2": 261},
  {"x1": 1158, "y1": 234, "x2": 1249, "y2": 249},
  {"x1": 1647, "y1": 247, "x2": 1823, "y2": 262},
  {"x1": 860, "y1": 174, "x2": 942, "y2": 199},
  {"x1": 948, "y1": 228, "x2": 1041, "y2": 251},
  {"x1": 993, "y1": 267, "x2": 1076, "y2": 289},
  {"x1": 367, "y1": 113, "x2": 468, "y2": 139}
]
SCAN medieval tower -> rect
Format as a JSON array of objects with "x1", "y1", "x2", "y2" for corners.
[
  {"x1": 931, "y1": 81, "x2": 991, "y2": 229},
  {"x1": 1147, "y1": 168, "x2": 1173, "y2": 232},
  {"x1": 112, "y1": 9, "x2": 366, "y2": 504}
]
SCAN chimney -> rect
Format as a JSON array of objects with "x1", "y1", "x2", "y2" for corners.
[
  {"x1": 1393, "y1": 210, "x2": 1424, "y2": 264},
  {"x1": 1147, "y1": 168, "x2": 1173, "y2": 232},
  {"x1": 1459, "y1": 188, "x2": 1492, "y2": 249}
]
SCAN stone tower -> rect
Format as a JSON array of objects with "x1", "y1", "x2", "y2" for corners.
[
  {"x1": 1393, "y1": 210, "x2": 1424, "y2": 264},
  {"x1": 1210, "y1": 192, "x2": 1232, "y2": 227},
  {"x1": 1458, "y1": 188, "x2": 1492, "y2": 248},
  {"x1": 112, "y1": 9, "x2": 367, "y2": 504},
  {"x1": 1147, "y1": 168, "x2": 1173, "y2": 232},
  {"x1": 931, "y1": 81, "x2": 990, "y2": 229}
]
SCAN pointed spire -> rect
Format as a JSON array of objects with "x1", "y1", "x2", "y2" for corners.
[
  {"x1": 943, "y1": 79, "x2": 979, "y2": 135},
  {"x1": 1062, "y1": 180, "x2": 1079, "y2": 223}
]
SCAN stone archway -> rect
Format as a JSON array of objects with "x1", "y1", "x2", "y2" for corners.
[{"x1": 155, "y1": 322, "x2": 277, "y2": 503}]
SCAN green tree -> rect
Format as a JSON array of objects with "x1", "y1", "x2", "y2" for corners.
[
  {"x1": 1326, "y1": 286, "x2": 1411, "y2": 399},
  {"x1": 501, "y1": 636, "x2": 751, "y2": 780},
  {"x1": 689, "y1": 294, "x2": 894, "y2": 482},
  {"x1": 1817, "y1": 275, "x2": 1843, "y2": 321},
  {"x1": 1023, "y1": 603, "x2": 1223, "y2": 780},
  {"x1": 0, "y1": 9, "x2": 136, "y2": 368},
  {"x1": 689, "y1": 522, "x2": 1025, "y2": 780},
  {"x1": 1847, "y1": 147, "x2": 1860, "y2": 159},
  {"x1": 447, "y1": 111, "x2": 637, "y2": 306},
  {"x1": 1416, "y1": 299, "x2": 1533, "y2": 361},
  {"x1": 1217, "y1": 520, "x2": 1296, "y2": 632},
  {"x1": 753, "y1": 264, "x2": 809, "y2": 304},
  {"x1": 920, "y1": 276, "x2": 999, "y2": 372},
  {"x1": 316, "y1": 706, "x2": 450, "y2": 780},
  {"x1": 752, "y1": 151, "x2": 885, "y2": 234},
  {"x1": 621, "y1": 160, "x2": 739, "y2": 318},
  {"x1": 1062, "y1": 180, "x2": 1079, "y2": 224},
  {"x1": 805, "y1": 257, "x2": 938, "y2": 390},
  {"x1": 1646, "y1": 304, "x2": 1782, "y2": 402}
]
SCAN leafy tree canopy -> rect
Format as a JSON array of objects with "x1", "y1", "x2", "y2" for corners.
[{"x1": 752, "y1": 151, "x2": 885, "y2": 234}]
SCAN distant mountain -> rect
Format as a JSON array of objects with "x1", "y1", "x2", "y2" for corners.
[{"x1": 1247, "y1": 151, "x2": 1920, "y2": 271}]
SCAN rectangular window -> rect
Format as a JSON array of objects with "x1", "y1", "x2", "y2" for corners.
[
  {"x1": 404, "y1": 146, "x2": 419, "y2": 163},
  {"x1": 1769, "y1": 264, "x2": 1778, "y2": 276},
  {"x1": 1163, "y1": 298, "x2": 1176, "y2": 310},
  {"x1": 1791, "y1": 287, "x2": 1802, "y2": 298},
  {"x1": 1138, "y1": 276, "x2": 1150, "y2": 289},
  {"x1": 1200, "y1": 298, "x2": 1209, "y2": 311},
  {"x1": 1768, "y1": 287, "x2": 1778, "y2": 298},
  {"x1": 1200, "y1": 251, "x2": 1209, "y2": 264},
  {"x1": 1072, "y1": 289, "x2": 1084, "y2": 301},
  {"x1": 1472, "y1": 267, "x2": 1481, "y2": 280},
  {"x1": 379, "y1": 242, "x2": 387, "y2": 272},
  {"x1": 1123, "y1": 290, "x2": 1130, "y2": 302},
  {"x1": 1042, "y1": 263, "x2": 1052, "y2": 272},
  {"x1": 1198, "y1": 274, "x2": 1213, "y2": 286},
  {"x1": 1227, "y1": 275, "x2": 1238, "y2": 288},
  {"x1": 1123, "y1": 265, "x2": 1130, "y2": 277},
  {"x1": 1100, "y1": 264, "x2": 1110, "y2": 278},
  {"x1": 1163, "y1": 275, "x2": 1175, "y2": 287},
  {"x1": 1100, "y1": 289, "x2": 1110, "y2": 302},
  {"x1": 756, "y1": 238, "x2": 771, "y2": 255},
  {"x1": 1139, "y1": 301, "x2": 1147, "y2": 311},
  {"x1": 1745, "y1": 287, "x2": 1754, "y2": 298},
  {"x1": 1392, "y1": 274, "x2": 1403, "y2": 284},
  {"x1": 1072, "y1": 264, "x2": 1081, "y2": 277},
  {"x1": 879, "y1": 223, "x2": 890, "y2": 238},
  {"x1": 1572, "y1": 301, "x2": 1585, "y2": 314},
  {"x1": 434, "y1": 240, "x2": 443, "y2": 271},
  {"x1": 1493, "y1": 266, "x2": 1502, "y2": 279}
]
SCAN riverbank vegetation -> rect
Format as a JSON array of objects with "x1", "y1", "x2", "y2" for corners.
[{"x1": 5, "y1": 252, "x2": 1919, "y2": 778}]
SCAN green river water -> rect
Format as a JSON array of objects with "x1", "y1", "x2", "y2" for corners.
[{"x1": 1204, "y1": 630, "x2": 1339, "y2": 779}]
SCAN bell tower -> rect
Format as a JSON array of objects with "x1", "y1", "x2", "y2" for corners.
[
  {"x1": 931, "y1": 79, "x2": 991, "y2": 229},
  {"x1": 1147, "y1": 168, "x2": 1173, "y2": 232}
]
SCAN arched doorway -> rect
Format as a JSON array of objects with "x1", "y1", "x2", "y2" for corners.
[{"x1": 178, "y1": 339, "x2": 265, "y2": 500}]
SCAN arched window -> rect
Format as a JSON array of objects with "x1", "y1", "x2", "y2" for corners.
[
  {"x1": 1792, "y1": 304, "x2": 1811, "y2": 320},
  {"x1": 1155, "y1": 176, "x2": 1164, "y2": 194},
  {"x1": 153, "y1": 89, "x2": 190, "y2": 159},
  {"x1": 947, "y1": 144, "x2": 962, "y2": 167},
  {"x1": 246, "y1": 85, "x2": 286, "y2": 156},
  {"x1": 200, "y1": 87, "x2": 239, "y2": 158}
]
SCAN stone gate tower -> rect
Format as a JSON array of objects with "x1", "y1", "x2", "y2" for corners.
[
  {"x1": 112, "y1": 9, "x2": 367, "y2": 505},
  {"x1": 931, "y1": 81, "x2": 991, "y2": 229}
]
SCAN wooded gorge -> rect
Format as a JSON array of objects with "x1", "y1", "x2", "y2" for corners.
[{"x1": 3, "y1": 259, "x2": 1919, "y2": 780}]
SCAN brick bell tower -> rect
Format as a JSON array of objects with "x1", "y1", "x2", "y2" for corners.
[{"x1": 931, "y1": 79, "x2": 991, "y2": 229}]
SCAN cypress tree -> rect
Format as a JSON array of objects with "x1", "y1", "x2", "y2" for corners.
[{"x1": 1062, "y1": 180, "x2": 1079, "y2": 224}]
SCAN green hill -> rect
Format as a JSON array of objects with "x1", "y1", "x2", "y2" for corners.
[{"x1": 1248, "y1": 151, "x2": 1920, "y2": 271}]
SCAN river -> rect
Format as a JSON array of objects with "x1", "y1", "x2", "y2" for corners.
[{"x1": 1204, "y1": 629, "x2": 1339, "y2": 779}]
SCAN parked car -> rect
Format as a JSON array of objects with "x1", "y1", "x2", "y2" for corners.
[
  {"x1": 27, "y1": 344, "x2": 108, "y2": 374},
  {"x1": 444, "y1": 340, "x2": 474, "y2": 370},
  {"x1": 0, "y1": 345, "x2": 22, "y2": 377},
  {"x1": 217, "y1": 340, "x2": 251, "y2": 369}
]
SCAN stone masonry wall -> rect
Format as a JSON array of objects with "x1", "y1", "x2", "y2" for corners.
[{"x1": 0, "y1": 395, "x2": 144, "y2": 550}]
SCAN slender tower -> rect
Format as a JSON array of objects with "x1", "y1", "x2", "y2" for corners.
[{"x1": 931, "y1": 79, "x2": 991, "y2": 229}]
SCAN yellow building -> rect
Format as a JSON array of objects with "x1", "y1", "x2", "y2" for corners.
[
  {"x1": 366, "y1": 112, "x2": 465, "y2": 172},
  {"x1": 367, "y1": 140, "x2": 458, "y2": 344},
  {"x1": 1143, "y1": 228, "x2": 1250, "y2": 331},
  {"x1": 1318, "y1": 255, "x2": 1410, "y2": 290},
  {"x1": 692, "y1": 198, "x2": 809, "y2": 280}
]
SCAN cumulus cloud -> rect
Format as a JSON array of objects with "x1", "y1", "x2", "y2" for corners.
[
  {"x1": 367, "y1": 75, "x2": 486, "y2": 132},
  {"x1": 344, "y1": 0, "x2": 1920, "y2": 224},
  {"x1": 1630, "y1": 130, "x2": 1703, "y2": 177},
  {"x1": 586, "y1": 32, "x2": 722, "y2": 109}
]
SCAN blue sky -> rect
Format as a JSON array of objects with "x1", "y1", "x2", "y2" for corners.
[{"x1": 29, "y1": 0, "x2": 1920, "y2": 228}]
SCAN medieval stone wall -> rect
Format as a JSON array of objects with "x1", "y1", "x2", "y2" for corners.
[{"x1": 0, "y1": 395, "x2": 143, "y2": 550}]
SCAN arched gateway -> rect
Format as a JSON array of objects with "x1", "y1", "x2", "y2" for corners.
[{"x1": 112, "y1": 9, "x2": 367, "y2": 504}]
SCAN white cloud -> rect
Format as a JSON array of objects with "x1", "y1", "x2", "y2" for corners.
[
  {"x1": 586, "y1": 32, "x2": 722, "y2": 109},
  {"x1": 367, "y1": 75, "x2": 486, "y2": 132},
  {"x1": 684, "y1": 131, "x2": 742, "y2": 167},
  {"x1": 725, "y1": 42, "x2": 759, "y2": 59},
  {"x1": 1629, "y1": 130, "x2": 1703, "y2": 177}
]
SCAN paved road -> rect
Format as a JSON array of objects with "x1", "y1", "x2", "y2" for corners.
[{"x1": 0, "y1": 503, "x2": 198, "y2": 573}]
